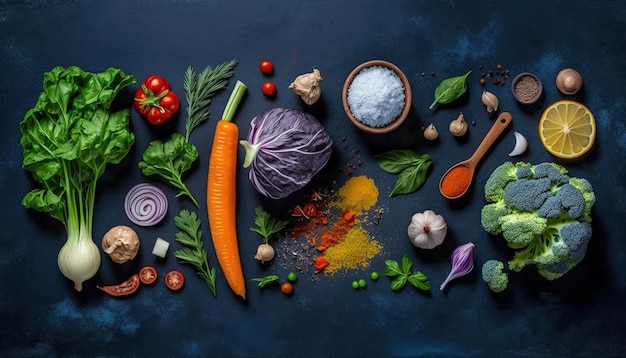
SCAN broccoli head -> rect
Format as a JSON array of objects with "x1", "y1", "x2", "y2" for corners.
[
  {"x1": 481, "y1": 260, "x2": 509, "y2": 293},
  {"x1": 481, "y1": 162, "x2": 595, "y2": 281}
]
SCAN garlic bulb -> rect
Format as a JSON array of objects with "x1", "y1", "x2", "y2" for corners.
[
  {"x1": 58, "y1": 234, "x2": 101, "y2": 292},
  {"x1": 102, "y1": 225, "x2": 140, "y2": 264},
  {"x1": 423, "y1": 123, "x2": 439, "y2": 140},
  {"x1": 449, "y1": 112, "x2": 468, "y2": 137},
  {"x1": 407, "y1": 210, "x2": 447, "y2": 249},
  {"x1": 254, "y1": 243, "x2": 275, "y2": 263},
  {"x1": 481, "y1": 90, "x2": 499, "y2": 113},
  {"x1": 289, "y1": 68, "x2": 323, "y2": 105}
]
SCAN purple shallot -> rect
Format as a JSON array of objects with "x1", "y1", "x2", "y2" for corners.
[{"x1": 440, "y1": 242, "x2": 475, "y2": 290}]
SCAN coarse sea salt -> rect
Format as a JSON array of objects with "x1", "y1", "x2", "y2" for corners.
[{"x1": 347, "y1": 66, "x2": 405, "y2": 128}]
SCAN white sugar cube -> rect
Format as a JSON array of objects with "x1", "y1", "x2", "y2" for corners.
[{"x1": 152, "y1": 237, "x2": 170, "y2": 258}]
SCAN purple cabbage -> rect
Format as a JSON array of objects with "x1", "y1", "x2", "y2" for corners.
[{"x1": 240, "y1": 108, "x2": 333, "y2": 199}]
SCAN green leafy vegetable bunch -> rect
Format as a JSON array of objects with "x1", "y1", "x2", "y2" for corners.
[{"x1": 20, "y1": 65, "x2": 136, "y2": 291}]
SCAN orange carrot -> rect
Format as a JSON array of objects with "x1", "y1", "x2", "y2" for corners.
[{"x1": 207, "y1": 81, "x2": 247, "y2": 299}]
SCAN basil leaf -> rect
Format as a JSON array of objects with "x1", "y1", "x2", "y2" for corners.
[
  {"x1": 389, "y1": 157, "x2": 432, "y2": 197},
  {"x1": 401, "y1": 254, "x2": 412, "y2": 274},
  {"x1": 429, "y1": 70, "x2": 472, "y2": 109},
  {"x1": 375, "y1": 149, "x2": 422, "y2": 174},
  {"x1": 408, "y1": 272, "x2": 431, "y2": 291},
  {"x1": 383, "y1": 259, "x2": 403, "y2": 277},
  {"x1": 390, "y1": 276, "x2": 408, "y2": 291}
]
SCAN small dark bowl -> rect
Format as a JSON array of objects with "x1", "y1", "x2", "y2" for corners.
[
  {"x1": 342, "y1": 60, "x2": 412, "y2": 134},
  {"x1": 511, "y1": 72, "x2": 543, "y2": 105}
]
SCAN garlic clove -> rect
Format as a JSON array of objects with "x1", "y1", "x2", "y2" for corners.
[
  {"x1": 508, "y1": 131, "x2": 528, "y2": 157},
  {"x1": 423, "y1": 123, "x2": 439, "y2": 140},
  {"x1": 254, "y1": 243, "x2": 275, "y2": 263},
  {"x1": 481, "y1": 90, "x2": 499, "y2": 113},
  {"x1": 449, "y1": 112, "x2": 468, "y2": 137}
]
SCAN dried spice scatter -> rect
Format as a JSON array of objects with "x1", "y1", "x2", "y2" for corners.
[{"x1": 276, "y1": 175, "x2": 385, "y2": 278}]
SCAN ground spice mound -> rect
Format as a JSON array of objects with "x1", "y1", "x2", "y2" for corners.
[
  {"x1": 332, "y1": 175, "x2": 378, "y2": 214},
  {"x1": 323, "y1": 226, "x2": 381, "y2": 274}
]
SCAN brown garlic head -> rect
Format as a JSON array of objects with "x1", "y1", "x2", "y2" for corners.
[
  {"x1": 449, "y1": 112, "x2": 468, "y2": 137},
  {"x1": 556, "y1": 68, "x2": 583, "y2": 95},
  {"x1": 289, "y1": 68, "x2": 323, "y2": 105},
  {"x1": 102, "y1": 225, "x2": 140, "y2": 264}
]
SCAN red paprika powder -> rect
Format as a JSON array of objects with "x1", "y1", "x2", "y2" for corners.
[{"x1": 441, "y1": 165, "x2": 472, "y2": 197}]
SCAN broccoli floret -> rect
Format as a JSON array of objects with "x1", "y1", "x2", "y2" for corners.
[
  {"x1": 481, "y1": 260, "x2": 509, "y2": 293},
  {"x1": 503, "y1": 177, "x2": 552, "y2": 211},
  {"x1": 481, "y1": 162, "x2": 595, "y2": 282}
]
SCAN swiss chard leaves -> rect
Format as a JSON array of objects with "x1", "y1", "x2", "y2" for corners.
[
  {"x1": 429, "y1": 70, "x2": 472, "y2": 109},
  {"x1": 375, "y1": 149, "x2": 432, "y2": 197}
]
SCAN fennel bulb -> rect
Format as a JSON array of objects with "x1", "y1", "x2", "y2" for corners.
[{"x1": 20, "y1": 66, "x2": 135, "y2": 291}]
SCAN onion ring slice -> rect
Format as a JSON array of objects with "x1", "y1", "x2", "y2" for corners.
[{"x1": 124, "y1": 183, "x2": 168, "y2": 226}]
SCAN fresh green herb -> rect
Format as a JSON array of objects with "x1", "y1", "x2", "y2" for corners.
[
  {"x1": 375, "y1": 149, "x2": 432, "y2": 196},
  {"x1": 429, "y1": 70, "x2": 472, "y2": 109},
  {"x1": 173, "y1": 209, "x2": 217, "y2": 296},
  {"x1": 250, "y1": 206, "x2": 289, "y2": 244},
  {"x1": 20, "y1": 66, "x2": 136, "y2": 291},
  {"x1": 138, "y1": 60, "x2": 238, "y2": 207},
  {"x1": 383, "y1": 255, "x2": 431, "y2": 291},
  {"x1": 252, "y1": 274, "x2": 279, "y2": 287}
]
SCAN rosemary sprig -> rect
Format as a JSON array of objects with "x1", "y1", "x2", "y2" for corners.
[
  {"x1": 184, "y1": 59, "x2": 238, "y2": 141},
  {"x1": 173, "y1": 209, "x2": 217, "y2": 296}
]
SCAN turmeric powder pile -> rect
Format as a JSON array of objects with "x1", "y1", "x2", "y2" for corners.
[
  {"x1": 332, "y1": 175, "x2": 378, "y2": 214},
  {"x1": 323, "y1": 226, "x2": 381, "y2": 274}
]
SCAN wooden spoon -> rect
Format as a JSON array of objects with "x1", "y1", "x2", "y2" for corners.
[{"x1": 439, "y1": 112, "x2": 512, "y2": 199}]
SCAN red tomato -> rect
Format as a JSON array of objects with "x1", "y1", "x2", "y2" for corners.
[
  {"x1": 133, "y1": 75, "x2": 180, "y2": 125},
  {"x1": 165, "y1": 270, "x2": 185, "y2": 291},
  {"x1": 97, "y1": 274, "x2": 141, "y2": 297},
  {"x1": 262, "y1": 81, "x2": 277, "y2": 96},
  {"x1": 139, "y1": 266, "x2": 158, "y2": 285},
  {"x1": 281, "y1": 282, "x2": 293, "y2": 295},
  {"x1": 259, "y1": 60, "x2": 274, "y2": 74}
]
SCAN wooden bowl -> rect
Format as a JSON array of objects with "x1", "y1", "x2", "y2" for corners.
[{"x1": 342, "y1": 60, "x2": 412, "y2": 134}]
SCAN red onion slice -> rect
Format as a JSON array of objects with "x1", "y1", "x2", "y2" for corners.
[{"x1": 124, "y1": 183, "x2": 168, "y2": 226}]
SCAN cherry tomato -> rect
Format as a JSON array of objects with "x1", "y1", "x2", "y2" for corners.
[
  {"x1": 261, "y1": 81, "x2": 277, "y2": 96},
  {"x1": 139, "y1": 266, "x2": 158, "y2": 285},
  {"x1": 280, "y1": 282, "x2": 293, "y2": 295},
  {"x1": 259, "y1": 60, "x2": 274, "y2": 74},
  {"x1": 97, "y1": 274, "x2": 141, "y2": 297},
  {"x1": 165, "y1": 270, "x2": 185, "y2": 291},
  {"x1": 133, "y1": 75, "x2": 180, "y2": 125}
]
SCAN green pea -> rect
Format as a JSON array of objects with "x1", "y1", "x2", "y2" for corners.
[
  {"x1": 370, "y1": 271, "x2": 379, "y2": 280},
  {"x1": 287, "y1": 272, "x2": 298, "y2": 282},
  {"x1": 358, "y1": 279, "x2": 367, "y2": 288},
  {"x1": 351, "y1": 280, "x2": 360, "y2": 289}
]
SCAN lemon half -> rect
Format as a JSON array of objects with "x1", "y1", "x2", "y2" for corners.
[{"x1": 538, "y1": 100, "x2": 596, "y2": 159}]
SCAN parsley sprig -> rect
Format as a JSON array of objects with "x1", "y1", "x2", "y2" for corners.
[
  {"x1": 173, "y1": 209, "x2": 217, "y2": 296},
  {"x1": 250, "y1": 206, "x2": 289, "y2": 244},
  {"x1": 384, "y1": 255, "x2": 431, "y2": 291}
]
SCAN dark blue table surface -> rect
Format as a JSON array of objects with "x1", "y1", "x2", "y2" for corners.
[{"x1": 2, "y1": 1, "x2": 625, "y2": 357}]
